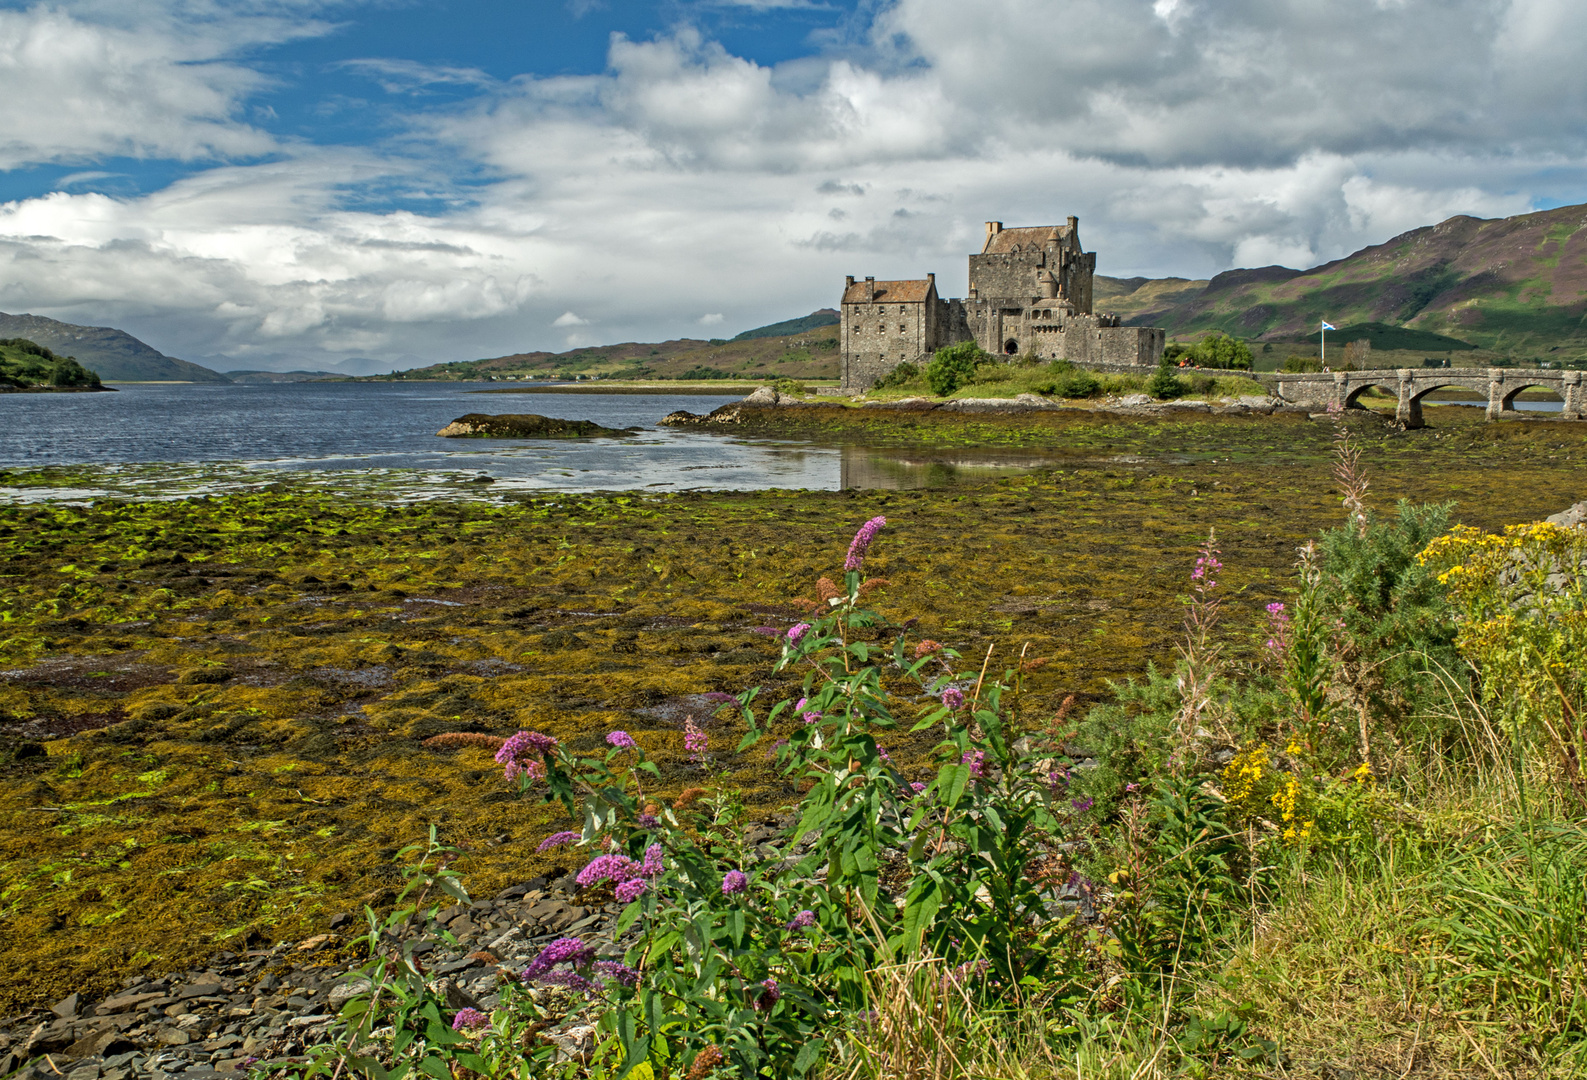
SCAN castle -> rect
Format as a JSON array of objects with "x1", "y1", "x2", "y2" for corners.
[{"x1": 839, "y1": 218, "x2": 1166, "y2": 390}]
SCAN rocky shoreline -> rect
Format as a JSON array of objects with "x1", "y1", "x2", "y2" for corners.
[
  {"x1": 0, "y1": 852, "x2": 717, "y2": 1079},
  {"x1": 659, "y1": 386, "x2": 1308, "y2": 427},
  {"x1": 435, "y1": 413, "x2": 640, "y2": 439}
]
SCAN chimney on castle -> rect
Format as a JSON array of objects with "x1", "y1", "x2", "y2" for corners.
[
  {"x1": 985, "y1": 221, "x2": 1002, "y2": 245},
  {"x1": 865, "y1": 276, "x2": 875, "y2": 301},
  {"x1": 845, "y1": 275, "x2": 855, "y2": 288},
  {"x1": 1067, "y1": 215, "x2": 1078, "y2": 233},
  {"x1": 927, "y1": 273, "x2": 935, "y2": 290}
]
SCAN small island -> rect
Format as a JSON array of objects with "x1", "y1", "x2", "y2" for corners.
[
  {"x1": 0, "y1": 337, "x2": 111, "y2": 392},
  {"x1": 436, "y1": 412, "x2": 640, "y2": 438}
]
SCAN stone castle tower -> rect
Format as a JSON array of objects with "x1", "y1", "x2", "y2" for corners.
[{"x1": 839, "y1": 218, "x2": 1165, "y2": 390}]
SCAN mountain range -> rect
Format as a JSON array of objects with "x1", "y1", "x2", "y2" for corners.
[{"x1": 1095, "y1": 202, "x2": 1587, "y2": 362}]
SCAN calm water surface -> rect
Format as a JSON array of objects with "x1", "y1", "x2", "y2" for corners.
[{"x1": 0, "y1": 382, "x2": 1056, "y2": 496}]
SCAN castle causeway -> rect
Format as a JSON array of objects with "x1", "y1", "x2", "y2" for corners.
[{"x1": 840, "y1": 218, "x2": 1166, "y2": 390}]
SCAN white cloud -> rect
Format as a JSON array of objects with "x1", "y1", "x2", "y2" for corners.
[
  {"x1": 0, "y1": 4, "x2": 328, "y2": 170},
  {"x1": 0, "y1": 0, "x2": 1583, "y2": 370}
]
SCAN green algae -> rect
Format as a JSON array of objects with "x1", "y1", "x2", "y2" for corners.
[{"x1": 0, "y1": 408, "x2": 1583, "y2": 1014}]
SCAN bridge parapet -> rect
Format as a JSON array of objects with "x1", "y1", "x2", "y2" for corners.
[{"x1": 1268, "y1": 367, "x2": 1583, "y2": 428}]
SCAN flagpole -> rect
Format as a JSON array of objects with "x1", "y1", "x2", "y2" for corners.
[{"x1": 1321, "y1": 320, "x2": 1326, "y2": 368}]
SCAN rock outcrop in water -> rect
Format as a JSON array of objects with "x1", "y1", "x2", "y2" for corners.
[{"x1": 436, "y1": 413, "x2": 640, "y2": 438}]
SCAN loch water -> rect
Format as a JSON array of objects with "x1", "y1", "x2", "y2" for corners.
[{"x1": 0, "y1": 381, "x2": 1061, "y2": 496}]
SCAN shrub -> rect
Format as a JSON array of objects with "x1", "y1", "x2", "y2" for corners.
[
  {"x1": 872, "y1": 361, "x2": 920, "y2": 391},
  {"x1": 1146, "y1": 359, "x2": 1183, "y2": 400},
  {"x1": 1189, "y1": 332, "x2": 1253, "y2": 370},
  {"x1": 925, "y1": 342, "x2": 988, "y2": 396},
  {"x1": 1035, "y1": 364, "x2": 1100, "y2": 399}
]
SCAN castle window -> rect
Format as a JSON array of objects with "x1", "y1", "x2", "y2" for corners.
[{"x1": 899, "y1": 324, "x2": 906, "y2": 333}]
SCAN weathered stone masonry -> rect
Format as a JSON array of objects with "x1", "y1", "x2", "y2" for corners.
[{"x1": 840, "y1": 218, "x2": 1166, "y2": 390}]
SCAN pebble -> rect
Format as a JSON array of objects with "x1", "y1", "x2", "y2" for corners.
[{"x1": 0, "y1": 854, "x2": 686, "y2": 1079}]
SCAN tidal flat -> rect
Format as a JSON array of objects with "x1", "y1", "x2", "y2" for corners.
[{"x1": 0, "y1": 406, "x2": 1581, "y2": 1014}]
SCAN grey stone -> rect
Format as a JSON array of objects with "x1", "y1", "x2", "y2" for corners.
[
  {"x1": 742, "y1": 386, "x2": 779, "y2": 406},
  {"x1": 156, "y1": 1027, "x2": 190, "y2": 1046},
  {"x1": 326, "y1": 979, "x2": 371, "y2": 1008},
  {"x1": 52, "y1": 993, "x2": 81, "y2": 1019},
  {"x1": 1546, "y1": 501, "x2": 1587, "y2": 527}
]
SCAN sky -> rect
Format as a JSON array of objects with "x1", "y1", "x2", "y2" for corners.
[{"x1": 1, "y1": 0, "x2": 1585, "y2": 372}]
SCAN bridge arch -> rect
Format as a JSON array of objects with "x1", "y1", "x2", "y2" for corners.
[
  {"x1": 1406, "y1": 380, "x2": 1488, "y2": 408},
  {"x1": 1342, "y1": 381, "x2": 1398, "y2": 410},
  {"x1": 1499, "y1": 381, "x2": 1565, "y2": 411}
]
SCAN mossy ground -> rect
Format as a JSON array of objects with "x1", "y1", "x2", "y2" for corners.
[{"x1": 0, "y1": 407, "x2": 1582, "y2": 1015}]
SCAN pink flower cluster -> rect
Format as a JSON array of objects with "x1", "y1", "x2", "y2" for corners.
[
  {"x1": 496, "y1": 730, "x2": 557, "y2": 784},
  {"x1": 684, "y1": 717, "x2": 709, "y2": 761},
  {"x1": 844, "y1": 515, "x2": 887, "y2": 572},
  {"x1": 575, "y1": 843, "x2": 665, "y2": 902},
  {"x1": 1264, "y1": 601, "x2": 1291, "y2": 657},
  {"x1": 961, "y1": 749, "x2": 988, "y2": 779},
  {"x1": 941, "y1": 687, "x2": 966, "y2": 711}
]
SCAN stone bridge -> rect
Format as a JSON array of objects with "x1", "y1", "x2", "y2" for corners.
[{"x1": 1268, "y1": 367, "x2": 1583, "y2": 427}]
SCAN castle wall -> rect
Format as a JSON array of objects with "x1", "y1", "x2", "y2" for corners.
[{"x1": 840, "y1": 218, "x2": 1164, "y2": 388}]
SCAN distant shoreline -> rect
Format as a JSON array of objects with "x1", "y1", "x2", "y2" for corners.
[
  {"x1": 469, "y1": 382, "x2": 786, "y2": 396},
  {"x1": 0, "y1": 384, "x2": 117, "y2": 393}
]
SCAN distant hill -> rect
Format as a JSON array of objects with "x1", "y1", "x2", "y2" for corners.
[
  {"x1": 1295, "y1": 321, "x2": 1476, "y2": 351},
  {"x1": 1097, "y1": 202, "x2": 1587, "y2": 362},
  {"x1": 0, "y1": 312, "x2": 228, "y2": 382},
  {"x1": 732, "y1": 309, "x2": 839, "y2": 341},
  {"x1": 224, "y1": 370, "x2": 344, "y2": 383},
  {"x1": 378, "y1": 323, "x2": 843, "y2": 383}
]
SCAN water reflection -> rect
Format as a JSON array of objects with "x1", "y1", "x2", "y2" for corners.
[{"x1": 840, "y1": 446, "x2": 1062, "y2": 489}]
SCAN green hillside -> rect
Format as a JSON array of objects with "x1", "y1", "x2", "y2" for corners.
[
  {"x1": 379, "y1": 325, "x2": 842, "y2": 382},
  {"x1": 1113, "y1": 202, "x2": 1587, "y2": 363},
  {"x1": 0, "y1": 337, "x2": 102, "y2": 389},
  {"x1": 1297, "y1": 321, "x2": 1476, "y2": 351},
  {"x1": 732, "y1": 308, "x2": 839, "y2": 341},
  {"x1": 0, "y1": 312, "x2": 228, "y2": 383}
]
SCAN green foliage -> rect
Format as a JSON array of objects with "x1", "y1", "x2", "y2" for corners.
[
  {"x1": 1032, "y1": 361, "x2": 1101, "y2": 399},
  {"x1": 0, "y1": 338, "x2": 101, "y2": 388},
  {"x1": 1146, "y1": 358, "x2": 1183, "y2": 400},
  {"x1": 1317, "y1": 501, "x2": 1459, "y2": 743},
  {"x1": 773, "y1": 378, "x2": 808, "y2": 396},
  {"x1": 926, "y1": 342, "x2": 989, "y2": 396},
  {"x1": 1188, "y1": 332, "x2": 1254, "y2": 370},
  {"x1": 675, "y1": 365, "x2": 736, "y2": 380},
  {"x1": 870, "y1": 361, "x2": 920, "y2": 391}
]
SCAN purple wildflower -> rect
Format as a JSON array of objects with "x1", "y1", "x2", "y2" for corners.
[
  {"x1": 594, "y1": 960, "x2": 640, "y2": 988},
  {"x1": 961, "y1": 749, "x2": 987, "y2": 779},
  {"x1": 536, "y1": 830, "x2": 581, "y2": 853},
  {"x1": 636, "y1": 813, "x2": 658, "y2": 829},
  {"x1": 606, "y1": 730, "x2": 637, "y2": 750},
  {"x1": 1071, "y1": 797, "x2": 1094, "y2": 812},
  {"x1": 503, "y1": 758, "x2": 546, "y2": 785},
  {"x1": 801, "y1": 710, "x2": 822, "y2": 725},
  {"x1": 787, "y1": 909, "x2": 816, "y2": 931},
  {"x1": 641, "y1": 843, "x2": 664, "y2": 877},
  {"x1": 523, "y1": 937, "x2": 596, "y2": 992},
  {"x1": 451, "y1": 1008, "x2": 490, "y2": 1032},
  {"x1": 941, "y1": 687, "x2": 965, "y2": 711},
  {"x1": 877, "y1": 745, "x2": 892, "y2": 764},
  {"x1": 910, "y1": 781, "x2": 927, "y2": 796},
  {"x1": 1265, "y1": 601, "x2": 1291, "y2": 656},
  {"x1": 615, "y1": 878, "x2": 648, "y2": 903},
  {"x1": 755, "y1": 977, "x2": 782, "y2": 1010},
  {"x1": 786, "y1": 622, "x2": 812, "y2": 644},
  {"x1": 576, "y1": 853, "x2": 641, "y2": 889},
  {"x1": 845, "y1": 515, "x2": 887, "y2": 572},
  {"x1": 722, "y1": 870, "x2": 748, "y2": 895}
]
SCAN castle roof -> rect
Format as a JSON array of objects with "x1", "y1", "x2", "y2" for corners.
[
  {"x1": 981, "y1": 225, "x2": 1069, "y2": 255},
  {"x1": 841, "y1": 278, "x2": 935, "y2": 304}
]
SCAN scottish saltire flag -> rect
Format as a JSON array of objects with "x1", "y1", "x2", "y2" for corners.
[{"x1": 1321, "y1": 320, "x2": 1336, "y2": 331}]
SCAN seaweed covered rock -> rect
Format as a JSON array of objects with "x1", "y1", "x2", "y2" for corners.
[{"x1": 436, "y1": 413, "x2": 640, "y2": 438}]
